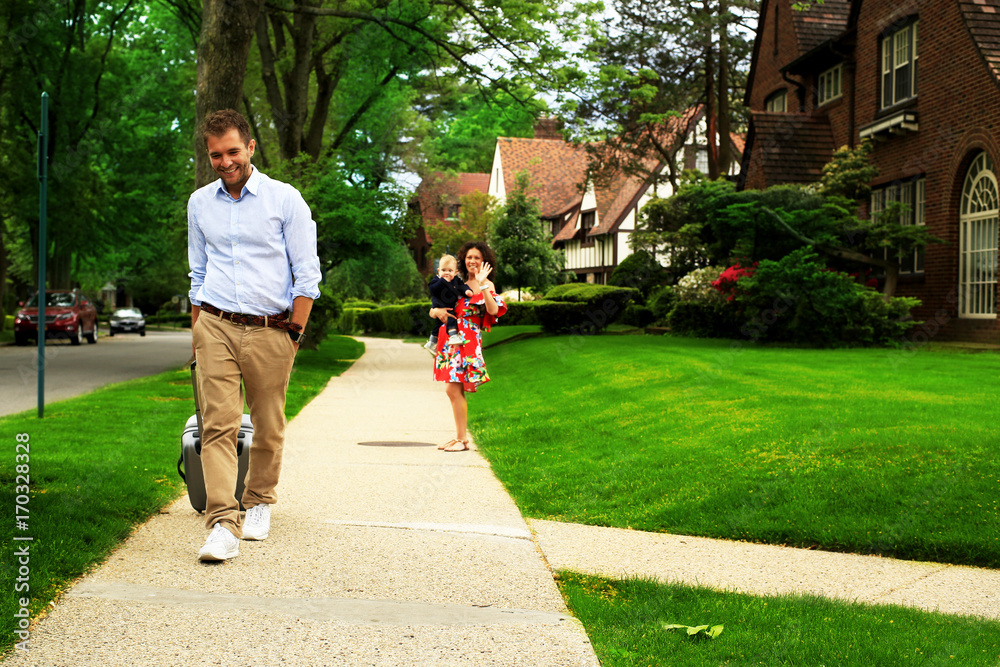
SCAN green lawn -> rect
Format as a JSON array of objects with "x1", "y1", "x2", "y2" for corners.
[
  {"x1": 558, "y1": 572, "x2": 1000, "y2": 667},
  {"x1": 0, "y1": 336, "x2": 363, "y2": 653},
  {"x1": 483, "y1": 324, "x2": 544, "y2": 347},
  {"x1": 470, "y1": 335, "x2": 1000, "y2": 567}
]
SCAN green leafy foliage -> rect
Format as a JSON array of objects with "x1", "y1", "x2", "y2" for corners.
[
  {"x1": 735, "y1": 248, "x2": 920, "y2": 346},
  {"x1": 422, "y1": 85, "x2": 545, "y2": 173},
  {"x1": 425, "y1": 188, "x2": 498, "y2": 261},
  {"x1": 607, "y1": 249, "x2": 669, "y2": 301},
  {"x1": 490, "y1": 170, "x2": 565, "y2": 294}
]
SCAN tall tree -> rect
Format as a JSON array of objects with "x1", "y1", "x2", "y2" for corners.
[
  {"x1": 1, "y1": 0, "x2": 197, "y2": 312},
  {"x1": 490, "y1": 171, "x2": 564, "y2": 296},
  {"x1": 563, "y1": 0, "x2": 757, "y2": 188},
  {"x1": 194, "y1": 0, "x2": 264, "y2": 187}
]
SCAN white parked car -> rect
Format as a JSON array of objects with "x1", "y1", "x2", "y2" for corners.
[{"x1": 109, "y1": 308, "x2": 146, "y2": 336}]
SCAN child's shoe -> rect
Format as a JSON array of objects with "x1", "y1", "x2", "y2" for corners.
[
  {"x1": 447, "y1": 333, "x2": 466, "y2": 346},
  {"x1": 423, "y1": 338, "x2": 437, "y2": 355}
]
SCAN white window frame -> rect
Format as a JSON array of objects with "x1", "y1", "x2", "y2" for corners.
[
  {"x1": 818, "y1": 64, "x2": 843, "y2": 106},
  {"x1": 870, "y1": 177, "x2": 926, "y2": 275},
  {"x1": 881, "y1": 20, "x2": 918, "y2": 109},
  {"x1": 765, "y1": 90, "x2": 787, "y2": 112},
  {"x1": 959, "y1": 152, "x2": 999, "y2": 318}
]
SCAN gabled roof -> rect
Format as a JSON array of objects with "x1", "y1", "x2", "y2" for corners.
[
  {"x1": 746, "y1": 0, "x2": 852, "y2": 104},
  {"x1": 790, "y1": 0, "x2": 851, "y2": 54},
  {"x1": 495, "y1": 137, "x2": 589, "y2": 218},
  {"x1": 960, "y1": 0, "x2": 1000, "y2": 88},
  {"x1": 745, "y1": 112, "x2": 835, "y2": 187},
  {"x1": 413, "y1": 172, "x2": 490, "y2": 223}
]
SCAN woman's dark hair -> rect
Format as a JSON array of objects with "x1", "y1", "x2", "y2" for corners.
[{"x1": 456, "y1": 241, "x2": 498, "y2": 287}]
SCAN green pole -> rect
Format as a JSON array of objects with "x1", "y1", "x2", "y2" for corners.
[{"x1": 37, "y1": 92, "x2": 48, "y2": 419}]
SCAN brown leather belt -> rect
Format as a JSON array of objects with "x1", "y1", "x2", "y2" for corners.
[{"x1": 200, "y1": 303, "x2": 302, "y2": 332}]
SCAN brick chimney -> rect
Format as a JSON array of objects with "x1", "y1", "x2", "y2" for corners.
[{"x1": 533, "y1": 117, "x2": 564, "y2": 140}]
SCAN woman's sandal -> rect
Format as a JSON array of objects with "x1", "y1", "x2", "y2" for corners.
[
  {"x1": 438, "y1": 438, "x2": 460, "y2": 450},
  {"x1": 443, "y1": 439, "x2": 470, "y2": 452}
]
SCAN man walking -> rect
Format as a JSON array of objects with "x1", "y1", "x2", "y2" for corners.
[{"x1": 188, "y1": 109, "x2": 321, "y2": 561}]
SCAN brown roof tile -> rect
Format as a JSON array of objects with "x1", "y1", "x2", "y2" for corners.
[
  {"x1": 749, "y1": 112, "x2": 835, "y2": 186},
  {"x1": 960, "y1": 0, "x2": 1000, "y2": 85},
  {"x1": 790, "y1": 0, "x2": 851, "y2": 54},
  {"x1": 496, "y1": 137, "x2": 589, "y2": 218}
]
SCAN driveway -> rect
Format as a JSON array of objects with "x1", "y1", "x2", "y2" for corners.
[{"x1": 0, "y1": 329, "x2": 193, "y2": 418}]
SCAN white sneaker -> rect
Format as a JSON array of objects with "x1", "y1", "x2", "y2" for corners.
[
  {"x1": 242, "y1": 504, "x2": 271, "y2": 541},
  {"x1": 447, "y1": 333, "x2": 465, "y2": 346},
  {"x1": 198, "y1": 524, "x2": 239, "y2": 561},
  {"x1": 423, "y1": 339, "x2": 437, "y2": 355}
]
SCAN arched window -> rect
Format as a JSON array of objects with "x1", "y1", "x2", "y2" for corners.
[{"x1": 959, "y1": 152, "x2": 999, "y2": 317}]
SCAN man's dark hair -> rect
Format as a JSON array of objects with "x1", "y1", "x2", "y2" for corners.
[
  {"x1": 200, "y1": 109, "x2": 252, "y2": 146},
  {"x1": 456, "y1": 241, "x2": 498, "y2": 285}
]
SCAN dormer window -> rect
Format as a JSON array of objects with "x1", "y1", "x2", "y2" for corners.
[
  {"x1": 765, "y1": 90, "x2": 787, "y2": 112},
  {"x1": 580, "y1": 211, "x2": 596, "y2": 247},
  {"x1": 881, "y1": 20, "x2": 918, "y2": 109},
  {"x1": 818, "y1": 64, "x2": 843, "y2": 106}
]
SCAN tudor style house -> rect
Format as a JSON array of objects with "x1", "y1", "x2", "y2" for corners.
[
  {"x1": 490, "y1": 112, "x2": 742, "y2": 284},
  {"x1": 740, "y1": 0, "x2": 1000, "y2": 342}
]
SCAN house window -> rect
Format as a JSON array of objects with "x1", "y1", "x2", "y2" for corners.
[
  {"x1": 959, "y1": 152, "x2": 999, "y2": 318},
  {"x1": 818, "y1": 65, "x2": 842, "y2": 106},
  {"x1": 765, "y1": 90, "x2": 786, "y2": 112},
  {"x1": 870, "y1": 177, "x2": 926, "y2": 275},
  {"x1": 446, "y1": 204, "x2": 460, "y2": 220},
  {"x1": 881, "y1": 20, "x2": 918, "y2": 109},
  {"x1": 580, "y1": 211, "x2": 596, "y2": 247},
  {"x1": 547, "y1": 217, "x2": 561, "y2": 238}
]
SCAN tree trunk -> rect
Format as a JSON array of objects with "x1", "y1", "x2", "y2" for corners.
[
  {"x1": 195, "y1": 0, "x2": 265, "y2": 188},
  {"x1": 703, "y1": 0, "x2": 719, "y2": 180},
  {"x1": 717, "y1": 0, "x2": 731, "y2": 177}
]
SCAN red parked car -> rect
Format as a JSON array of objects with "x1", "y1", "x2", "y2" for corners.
[{"x1": 14, "y1": 290, "x2": 99, "y2": 346}]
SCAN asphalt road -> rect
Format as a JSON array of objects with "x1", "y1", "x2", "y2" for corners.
[{"x1": 0, "y1": 329, "x2": 194, "y2": 418}]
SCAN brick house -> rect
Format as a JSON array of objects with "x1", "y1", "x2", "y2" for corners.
[
  {"x1": 490, "y1": 111, "x2": 742, "y2": 284},
  {"x1": 408, "y1": 172, "x2": 491, "y2": 275},
  {"x1": 740, "y1": 0, "x2": 1000, "y2": 342}
]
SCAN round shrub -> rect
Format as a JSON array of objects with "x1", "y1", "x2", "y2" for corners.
[
  {"x1": 667, "y1": 301, "x2": 740, "y2": 338},
  {"x1": 647, "y1": 285, "x2": 677, "y2": 324},
  {"x1": 734, "y1": 248, "x2": 919, "y2": 346},
  {"x1": 608, "y1": 249, "x2": 668, "y2": 301}
]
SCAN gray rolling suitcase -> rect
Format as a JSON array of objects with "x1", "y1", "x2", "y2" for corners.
[{"x1": 178, "y1": 361, "x2": 253, "y2": 512}]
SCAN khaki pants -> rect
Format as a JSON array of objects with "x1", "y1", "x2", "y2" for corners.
[{"x1": 193, "y1": 313, "x2": 296, "y2": 535}]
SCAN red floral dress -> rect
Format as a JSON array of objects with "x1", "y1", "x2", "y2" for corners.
[{"x1": 432, "y1": 290, "x2": 506, "y2": 392}]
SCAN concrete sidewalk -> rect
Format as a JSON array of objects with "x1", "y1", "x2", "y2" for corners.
[
  {"x1": 6, "y1": 338, "x2": 599, "y2": 667},
  {"x1": 8, "y1": 336, "x2": 1000, "y2": 666}
]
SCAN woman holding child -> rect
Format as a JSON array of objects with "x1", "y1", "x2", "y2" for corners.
[{"x1": 429, "y1": 241, "x2": 506, "y2": 452}]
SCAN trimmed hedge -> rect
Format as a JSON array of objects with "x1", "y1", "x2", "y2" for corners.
[
  {"x1": 357, "y1": 301, "x2": 435, "y2": 336},
  {"x1": 355, "y1": 285, "x2": 641, "y2": 336},
  {"x1": 499, "y1": 300, "x2": 540, "y2": 326},
  {"x1": 535, "y1": 284, "x2": 639, "y2": 334},
  {"x1": 147, "y1": 313, "x2": 191, "y2": 327},
  {"x1": 619, "y1": 304, "x2": 656, "y2": 328}
]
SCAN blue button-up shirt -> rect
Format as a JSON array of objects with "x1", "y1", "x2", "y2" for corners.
[{"x1": 188, "y1": 168, "x2": 321, "y2": 315}]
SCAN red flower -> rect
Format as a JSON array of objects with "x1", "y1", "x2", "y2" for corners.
[{"x1": 711, "y1": 262, "x2": 757, "y2": 301}]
